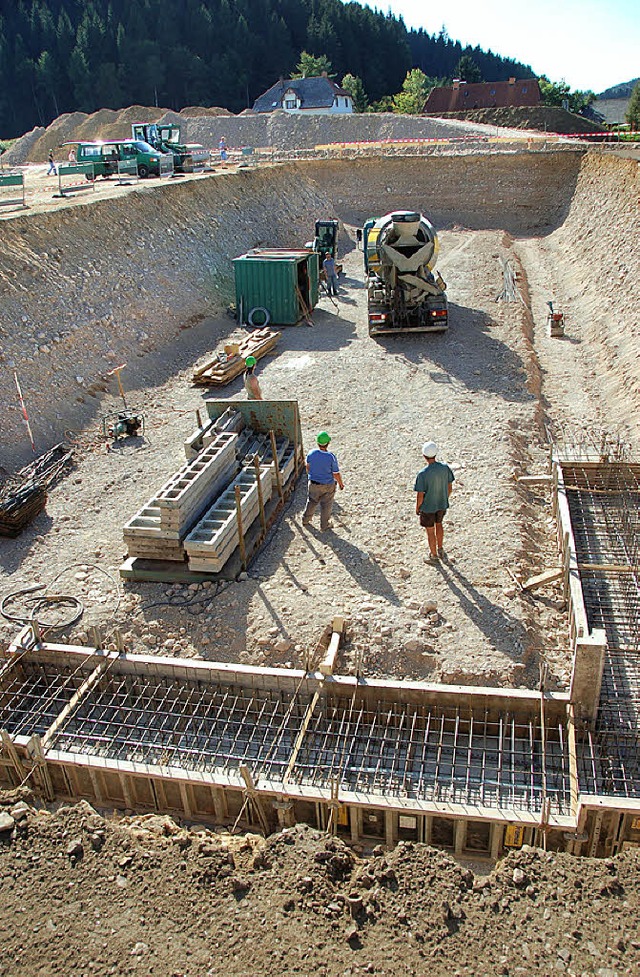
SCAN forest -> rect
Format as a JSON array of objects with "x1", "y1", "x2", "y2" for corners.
[{"x1": 0, "y1": 0, "x2": 533, "y2": 137}]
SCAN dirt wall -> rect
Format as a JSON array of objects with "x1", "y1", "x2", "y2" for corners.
[
  {"x1": 549, "y1": 151, "x2": 640, "y2": 429},
  {"x1": 0, "y1": 168, "x2": 332, "y2": 462},
  {"x1": 302, "y1": 151, "x2": 583, "y2": 232}
]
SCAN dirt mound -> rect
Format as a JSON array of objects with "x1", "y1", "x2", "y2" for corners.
[
  {"x1": 12, "y1": 112, "x2": 89, "y2": 163},
  {"x1": 1, "y1": 125, "x2": 45, "y2": 164},
  {"x1": 1, "y1": 796, "x2": 638, "y2": 976},
  {"x1": 72, "y1": 105, "x2": 167, "y2": 144},
  {"x1": 431, "y1": 105, "x2": 601, "y2": 134},
  {"x1": 180, "y1": 105, "x2": 233, "y2": 117}
]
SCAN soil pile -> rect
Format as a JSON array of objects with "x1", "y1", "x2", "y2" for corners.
[
  {"x1": 4, "y1": 106, "x2": 524, "y2": 164},
  {"x1": 430, "y1": 106, "x2": 600, "y2": 134},
  {"x1": 1, "y1": 793, "x2": 638, "y2": 976}
]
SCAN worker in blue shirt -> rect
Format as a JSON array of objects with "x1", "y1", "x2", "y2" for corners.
[{"x1": 302, "y1": 431, "x2": 344, "y2": 532}]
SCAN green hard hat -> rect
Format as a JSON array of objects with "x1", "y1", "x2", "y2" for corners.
[
  {"x1": 245, "y1": 355, "x2": 257, "y2": 368},
  {"x1": 317, "y1": 431, "x2": 331, "y2": 445}
]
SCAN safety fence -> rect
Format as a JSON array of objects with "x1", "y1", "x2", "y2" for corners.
[
  {"x1": 116, "y1": 160, "x2": 139, "y2": 185},
  {"x1": 0, "y1": 172, "x2": 26, "y2": 211},
  {"x1": 159, "y1": 154, "x2": 175, "y2": 178},
  {"x1": 56, "y1": 163, "x2": 96, "y2": 197}
]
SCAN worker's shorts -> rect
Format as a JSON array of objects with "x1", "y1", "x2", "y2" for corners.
[{"x1": 419, "y1": 510, "x2": 445, "y2": 528}]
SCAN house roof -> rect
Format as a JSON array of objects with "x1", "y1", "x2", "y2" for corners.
[
  {"x1": 252, "y1": 76, "x2": 350, "y2": 113},
  {"x1": 424, "y1": 78, "x2": 540, "y2": 113}
]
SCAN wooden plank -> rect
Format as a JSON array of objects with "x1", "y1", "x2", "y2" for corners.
[
  {"x1": 192, "y1": 329, "x2": 281, "y2": 386},
  {"x1": 521, "y1": 568, "x2": 564, "y2": 592},
  {"x1": 517, "y1": 475, "x2": 552, "y2": 486},
  {"x1": 319, "y1": 616, "x2": 345, "y2": 675}
]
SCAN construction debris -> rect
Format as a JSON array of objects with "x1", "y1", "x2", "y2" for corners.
[
  {"x1": 192, "y1": 327, "x2": 280, "y2": 386},
  {"x1": 0, "y1": 443, "x2": 73, "y2": 537}
]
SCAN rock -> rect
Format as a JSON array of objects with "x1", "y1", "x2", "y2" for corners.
[
  {"x1": 10, "y1": 802, "x2": 30, "y2": 822},
  {"x1": 0, "y1": 812, "x2": 15, "y2": 833},
  {"x1": 274, "y1": 639, "x2": 293, "y2": 653},
  {"x1": 66, "y1": 838, "x2": 84, "y2": 859},
  {"x1": 130, "y1": 942, "x2": 149, "y2": 956},
  {"x1": 512, "y1": 867, "x2": 526, "y2": 886},
  {"x1": 420, "y1": 600, "x2": 438, "y2": 615}
]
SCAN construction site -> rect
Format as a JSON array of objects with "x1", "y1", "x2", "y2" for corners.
[{"x1": 1, "y1": 112, "x2": 639, "y2": 976}]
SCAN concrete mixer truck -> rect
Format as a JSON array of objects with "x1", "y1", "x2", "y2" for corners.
[{"x1": 363, "y1": 211, "x2": 448, "y2": 337}]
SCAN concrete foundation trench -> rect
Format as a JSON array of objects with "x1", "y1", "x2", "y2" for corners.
[{"x1": 2, "y1": 458, "x2": 639, "y2": 859}]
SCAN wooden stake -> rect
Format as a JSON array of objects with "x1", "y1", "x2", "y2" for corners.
[
  {"x1": 235, "y1": 484, "x2": 246, "y2": 569},
  {"x1": 253, "y1": 454, "x2": 267, "y2": 534},
  {"x1": 269, "y1": 430, "x2": 284, "y2": 500}
]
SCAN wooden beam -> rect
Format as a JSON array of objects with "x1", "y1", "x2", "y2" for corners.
[
  {"x1": 319, "y1": 616, "x2": 345, "y2": 676},
  {"x1": 521, "y1": 568, "x2": 563, "y2": 592}
]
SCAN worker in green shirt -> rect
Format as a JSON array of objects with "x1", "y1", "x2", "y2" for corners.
[{"x1": 414, "y1": 441, "x2": 454, "y2": 564}]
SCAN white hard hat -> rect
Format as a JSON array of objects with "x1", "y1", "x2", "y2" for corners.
[{"x1": 422, "y1": 441, "x2": 438, "y2": 457}]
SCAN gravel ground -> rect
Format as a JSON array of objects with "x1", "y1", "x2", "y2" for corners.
[
  {"x1": 2, "y1": 148, "x2": 638, "y2": 688},
  {"x1": 1, "y1": 226, "x2": 569, "y2": 688}
]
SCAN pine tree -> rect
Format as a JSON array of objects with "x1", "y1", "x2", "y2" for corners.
[
  {"x1": 341, "y1": 73, "x2": 367, "y2": 112},
  {"x1": 625, "y1": 81, "x2": 640, "y2": 130}
]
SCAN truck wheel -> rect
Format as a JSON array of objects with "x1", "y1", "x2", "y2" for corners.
[{"x1": 138, "y1": 164, "x2": 149, "y2": 178}]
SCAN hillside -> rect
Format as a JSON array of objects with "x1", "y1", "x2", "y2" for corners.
[
  {"x1": 597, "y1": 78, "x2": 639, "y2": 99},
  {"x1": 423, "y1": 105, "x2": 602, "y2": 133},
  {"x1": 0, "y1": 0, "x2": 533, "y2": 136}
]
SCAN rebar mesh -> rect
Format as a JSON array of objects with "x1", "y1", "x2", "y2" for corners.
[
  {"x1": 2, "y1": 656, "x2": 573, "y2": 814},
  {"x1": 51, "y1": 673, "x2": 311, "y2": 781},
  {"x1": 289, "y1": 696, "x2": 572, "y2": 815},
  {"x1": 560, "y1": 459, "x2": 640, "y2": 799},
  {"x1": 0, "y1": 659, "x2": 91, "y2": 737}
]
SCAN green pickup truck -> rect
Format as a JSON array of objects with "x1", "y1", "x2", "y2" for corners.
[{"x1": 69, "y1": 139, "x2": 167, "y2": 179}]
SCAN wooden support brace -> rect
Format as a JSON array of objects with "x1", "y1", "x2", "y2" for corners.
[
  {"x1": 234, "y1": 484, "x2": 247, "y2": 569},
  {"x1": 26, "y1": 734, "x2": 55, "y2": 801},
  {"x1": 521, "y1": 567, "x2": 564, "y2": 592},
  {"x1": 42, "y1": 658, "x2": 109, "y2": 750},
  {"x1": 239, "y1": 765, "x2": 270, "y2": 835},
  {"x1": 283, "y1": 688, "x2": 322, "y2": 783},
  {"x1": 1, "y1": 729, "x2": 28, "y2": 782}
]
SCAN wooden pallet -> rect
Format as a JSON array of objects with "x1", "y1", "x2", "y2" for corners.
[{"x1": 192, "y1": 327, "x2": 281, "y2": 386}]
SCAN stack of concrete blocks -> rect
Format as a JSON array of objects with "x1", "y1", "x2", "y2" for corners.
[
  {"x1": 123, "y1": 431, "x2": 240, "y2": 560},
  {"x1": 183, "y1": 407, "x2": 244, "y2": 461},
  {"x1": 184, "y1": 435, "x2": 296, "y2": 572},
  {"x1": 185, "y1": 466, "x2": 274, "y2": 571}
]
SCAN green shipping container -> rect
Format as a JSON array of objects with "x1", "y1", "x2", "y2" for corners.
[{"x1": 234, "y1": 249, "x2": 319, "y2": 326}]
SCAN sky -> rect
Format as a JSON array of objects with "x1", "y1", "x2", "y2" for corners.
[{"x1": 366, "y1": 0, "x2": 639, "y2": 94}]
